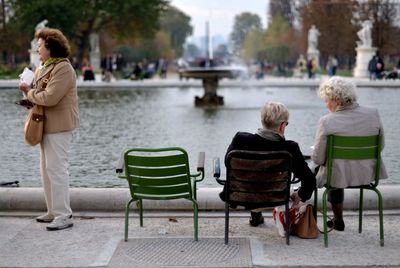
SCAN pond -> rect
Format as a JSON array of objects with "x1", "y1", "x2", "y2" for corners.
[{"x1": 0, "y1": 85, "x2": 398, "y2": 187}]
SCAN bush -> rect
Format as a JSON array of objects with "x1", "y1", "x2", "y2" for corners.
[
  {"x1": 0, "y1": 64, "x2": 27, "y2": 79},
  {"x1": 336, "y1": 69, "x2": 353, "y2": 77}
]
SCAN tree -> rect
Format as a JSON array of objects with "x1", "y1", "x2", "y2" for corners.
[
  {"x1": 268, "y1": 0, "x2": 301, "y2": 66},
  {"x1": 10, "y1": 0, "x2": 168, "y2": 62},
  {"x1": 299, "y1": 0, "x2": 359, "y2": 68},
  {"x1": 230, "y1": 12, "x2": 262, "y2": 54},
  {"x1": 269, "y1": 0, "x2": 295, "y2": 27},
  {"x1": 213, "y1": 44, "x2": 230, "y2": 61},
  {"x1": 0, "y1": 0, "x2": 19, "y2": 65},
  {"x1": 357, "y1": 0, "x2": 400, "y2": 56},
  {"x1": 242, "y1": 29, "x2": 266, "y2": 61},
  {"x1": 160, "y1": 6, "x2": 193, "y2": 57},
  {"x1": 183, "y1": 43, "x2": 201, "y2": 59},
  {"x1": 264, "y1": 15, "x2": 292, "y2": 65}
]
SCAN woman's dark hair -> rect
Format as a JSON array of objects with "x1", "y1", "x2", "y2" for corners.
[{"x1": 36, "y1": 27, "x2": 70, "y2": 58}]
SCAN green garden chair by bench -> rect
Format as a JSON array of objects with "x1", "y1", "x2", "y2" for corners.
[
  {"x1": 314, "y1": 134, "x2": 384, "y2": 247},
  {"x1": 214, "y1": 150, "x2": 297, "y2": 245},
  {"x1": 116, "y1": 147, "x2": 205, "y2": 241}
]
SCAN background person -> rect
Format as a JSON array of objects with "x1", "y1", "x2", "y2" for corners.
[
  {"x1": 81, "y1": 58, "x2": 95, "y2": 81},
  {"x1": 326, "y1": 55, "x2": 338, "y2": 77},
  {"x1": 221, "y1": 102, "x2": 316, "y2": 226},
  {"x1": 367, "y1": 55, "x2": 377, "y2": 80},
  {"x1": 307, "y1": 58, "x2": 316, "y2": 79},
  {"x1": 19, "y1": 27, "x2": 80, "y2": 231},
  {"x1": 375, "y1": 55, "x2": 385, "y2": 79},
  {"x1": 312, "y1": 77, "x2": 387, "y2": 231}
]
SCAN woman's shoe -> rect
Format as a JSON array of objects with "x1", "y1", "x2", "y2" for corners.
[
  {"x1": 46, "y1": 215, "x2": 73, "y2": 231},
  {"x1": 249, "y1": 212, "x2": 264, "y2": 227},
  {"x1": 36, "y1": 214, "x2": 54, "y2": 223},
  {"x1": 327, "y1": 219, "x2": 345, "y2": 231}
]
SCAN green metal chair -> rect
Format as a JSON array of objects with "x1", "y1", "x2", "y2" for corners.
[
  {"x1": 315, "y1": 134, "x2": 384, "y2": 247},
  {"x1": 117, "y1": 147, "x2": 205, "y2": 241}
]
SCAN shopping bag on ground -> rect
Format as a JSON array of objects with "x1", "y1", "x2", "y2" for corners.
[{"x1": 272, "y1": 205, "x2": 296, "y2": 237}]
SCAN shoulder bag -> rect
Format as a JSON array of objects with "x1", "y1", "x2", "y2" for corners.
[{"x1": 24, "y1": 103, "x2": 45, "y2": 146}]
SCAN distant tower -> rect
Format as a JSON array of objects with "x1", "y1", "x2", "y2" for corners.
[{"x1": 205, "y1": 21, "x2": 213, "y2": 67}]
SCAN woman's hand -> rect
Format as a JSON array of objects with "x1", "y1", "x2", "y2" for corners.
[
  {"x1": 291, "y1": 191, "x2": 301, "y2": 206},
  {"x1": 19, "y1": 82, "x2": 31, "y2": 94}
]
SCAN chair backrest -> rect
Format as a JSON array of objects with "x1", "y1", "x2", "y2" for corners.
[
  {"x1": 225, "y1": 150, "x2": 293, "y2": 209},
  {"x1": 326, "y1": 134, "x2": 382, "y2": 187},
  {"x1": 123, "y1": 147, "x2": 193, "y2": 200}
]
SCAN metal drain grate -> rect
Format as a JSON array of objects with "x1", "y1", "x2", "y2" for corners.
[{"x1": 108, "y1": 237, "x2": 252, "y2": 267}]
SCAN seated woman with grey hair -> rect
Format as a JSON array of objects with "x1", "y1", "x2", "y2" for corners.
[
  {"x1": 312, "y1": 77, "x2": 387, "y2": 231},
  {"x1": 221, "y1": 102, "x2": 316, "y2": 227}
]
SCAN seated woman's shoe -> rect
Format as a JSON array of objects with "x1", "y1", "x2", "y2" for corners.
[
  {"x1": 249, "y1": 212, "x2": 264, "y2": 227},
  {"x1": 327, "y1": 219, "x2": 345, "y2": 231}
]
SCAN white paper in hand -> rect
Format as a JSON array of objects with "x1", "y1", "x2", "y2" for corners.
[
  {"x1": 20, "y1": 67, "x2": 34, "y2": 84},
  {"x1": 19, "y1": 67, "x2": 34, "y2": 98}
]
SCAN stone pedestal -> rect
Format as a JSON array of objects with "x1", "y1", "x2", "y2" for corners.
[
  {"x1": 180, "y1": 68, "x2": 233, "y2": 106},
  {"x1": 354, "y1": 46, "x2": 377, "y2": 78},
  {"x1": 90, "y1": 51, "x2": 101, "y2": 73},
  {"x1": 307, "y1": 50, "x2": 320, "y2": 69},
  {"x1": 195, "y1": 77, "x2": 224, "y2": 106}
]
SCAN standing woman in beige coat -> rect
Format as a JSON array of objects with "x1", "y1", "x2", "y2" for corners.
[
  {"x1": 312, "y1": 77, "x2": 387, "y2": 231},
  {"x1": 19, "y1": 28, "x2": 80, "y2": 231}
]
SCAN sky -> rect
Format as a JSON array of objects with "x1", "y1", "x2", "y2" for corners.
[{"x1": 171, "y1": 0, "x2": 269, "y2": 39}]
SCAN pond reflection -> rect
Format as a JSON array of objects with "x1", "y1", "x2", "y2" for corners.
[{"x1": 0, "y1": 86, "x2": 398, "y2": 187}]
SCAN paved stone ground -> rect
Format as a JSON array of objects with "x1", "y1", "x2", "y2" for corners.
[{"x1": 0, "y1": 211, "x2": 399, "y2": 268}]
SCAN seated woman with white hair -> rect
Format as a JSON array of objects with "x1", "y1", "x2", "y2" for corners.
[{"x1": 312, "y1": 77, "x2": 387, "y2": 231}]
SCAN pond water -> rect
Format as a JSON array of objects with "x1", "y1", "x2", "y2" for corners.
[{"x1": 0, "y1": 85, "x2": 399, "y2": 187}]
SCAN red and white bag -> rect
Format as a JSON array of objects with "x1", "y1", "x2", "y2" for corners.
[{"x1": 272, "y1": 205, "x2": 297, "y2": 237}]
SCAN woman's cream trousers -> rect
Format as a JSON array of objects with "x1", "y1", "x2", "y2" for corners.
[{"x1": 40, "y1": 131, "x2": 73, "y2": 218}]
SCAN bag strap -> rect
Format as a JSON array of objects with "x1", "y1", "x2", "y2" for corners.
[
  {"x1": 317, "y1": 209, "x2": 334, "y2": 233},
  {"x1": 40, "y1": 59, "x2": 69, "y2": 89}
]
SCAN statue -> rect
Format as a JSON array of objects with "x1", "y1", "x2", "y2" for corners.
[
  {"x1": 354, "y1": 20, "x2": 377, "y2": 78},
  {"x1": 89, "y1": 33, "x2": 100, "y2": 53},
  {"x1": 35, "y1": 19, "x2": 48, "y2": 32},
  {"x1": 29, "y1": 20, "x2": 49, "y2": 70},
  {"x1": 307, "y1": 25, "x2": 320, "y2": 53},
  {"x1": 89, "y1": 32, "x2": 101, "y2": 72},
  {"x1": 357, "y1": 20, "x2": 373, "y2": 48}
]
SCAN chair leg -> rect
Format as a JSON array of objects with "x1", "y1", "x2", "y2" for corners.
[
  {"x1": 193, "y1": 181, "x2": 197, "y2": 200},
  {"x1": 322, "y1": 189, "x2": 329, "y2": 248},
  {"x1": 224, "y1": 202, "x2": 229, "y2": 245},
  {"x1": 313, "y1": 187, "x2": 318, "y2": 223},
  {"x1": 374, "y1": 188, "x2": 385, "y2": 246},
  {"x1": 359, "y1": 189, "x2": 364, "y2": 233},
  {"x1": 138, "y1": 199, "x2": 143, "y2": 227},
  {"x1": 192, "y1": 200, "x2": 199, "y2": 241},
  {"x1": 125, "y1": 199, "x2": 135, "y2": 242},
  {"x1": 285, "y1": 201, "x2": 290, "y2": 245}
]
